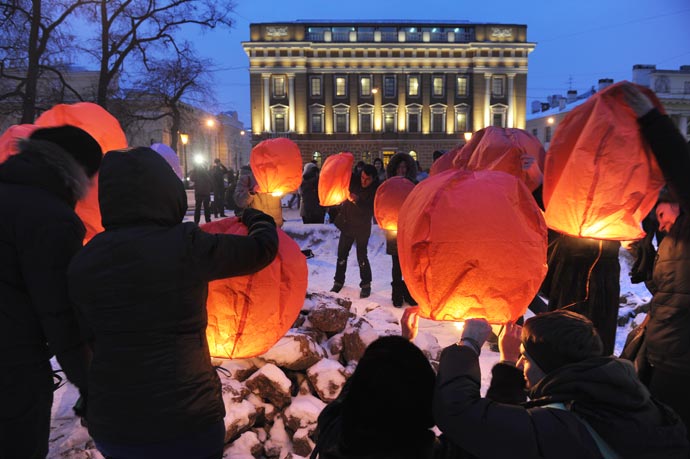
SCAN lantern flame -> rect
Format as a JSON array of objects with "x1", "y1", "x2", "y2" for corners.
[{"x1": 271, "y1": 191, "x2": 284, "y2": 197}]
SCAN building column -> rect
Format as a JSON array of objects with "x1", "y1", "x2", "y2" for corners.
[
  {"x1": 484, "y1": 73, "x2": 492, "y2": 128},
  {"x1": 262, "y1": 74, "x2": 271, "y2": 132},
  {"x1": 679, "y1": 115, "x2": 688, "y2": 140},
  {"x1": 288, "y1": 73, "x2": 296, "y2": 132},
  {"x1": 507, "y1": 73, "x2": 516, "y2": 128}
]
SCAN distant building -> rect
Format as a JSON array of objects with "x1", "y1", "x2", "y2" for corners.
[
  {"x1": 527, "y1": 65, "x2": 690, "y2": 149},
  {"x1": 242, "y1": 20, "x2": 535, "y2": 168}
]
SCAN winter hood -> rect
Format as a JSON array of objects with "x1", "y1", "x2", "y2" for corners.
[{"x1": 98, "y1": 147, "x2": 187, "y2": 229}]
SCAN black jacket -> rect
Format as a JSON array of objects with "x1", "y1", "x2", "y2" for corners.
[
  {"x1": 300, "y1": 164, "x2": 325, "y2": 223},
  {"x1": 0, "y1": 141, "x2": 91, "y2": 390},
  {"x1": 190, "y1": 166, "x2": 212, "y2": 197},
  {"x1": 640, "y1": 109, "x2": 690, "y2": 373},
  {"x1": 67, "y1": 148, "x2": 278, "y2": 444},
  {"x1": 434, "y1": 345, "x2": 688, "y2": 459},
  {"x1": 334, "y1": 177, "x2": 378, "y2": 238}
]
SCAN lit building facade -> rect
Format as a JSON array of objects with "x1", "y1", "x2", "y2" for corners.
[{"x1": 243, "y1": 21, "x2": 535, "y2": 168}]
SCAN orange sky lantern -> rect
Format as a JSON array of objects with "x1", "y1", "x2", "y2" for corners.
[
  {"x1": 453, "y1": 126, "x2": 546, "y2": 192},
  {"x1": 429, "y1": 146, "x2": 460, "y2": 176},
  {"x1": 201, "y1": 217, "x2": 308, "y2": 359},
  {"x1": 318, "y1": 152, "x2": 354, "y2": 206},
  {"x1": 0, "y1": 124, "x2": 38, "y2": 164},
  {"x1": 35, "y1": 102, "x2": 128, "y2": 242},
  {"x1": 374, "y1": 176, "x2": 416, "y2": 231},
  {"x1": 250, "y1": 138, "x2": 302, "y2": 196},
  {"x1": 398, "y1": 169, "x2": 548, "y2": 324},
  {"x1": 543, "y1": 82, "x2": 665, "y2": 241}
]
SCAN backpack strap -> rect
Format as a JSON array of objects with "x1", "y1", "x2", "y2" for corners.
[{"x1": 544, "y1": 402, "x2": 620, "y2": 459}]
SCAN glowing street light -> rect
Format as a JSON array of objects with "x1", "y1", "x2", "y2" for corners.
[
  {"x1": 193, "y1": 153, "x2": 205, "y2": 165},
  {"x1": 547, "y1": 117, "x2": 555, "y2": 125},
  {"x1": 464, "y1": 132, "x2": 473, "y2": 142},
  {"x1": 180, "y1": 133, "x2": 189, "y2": 186},
  {"x1": 206, "y1": 118, "x2": 216, "y2": 128}
]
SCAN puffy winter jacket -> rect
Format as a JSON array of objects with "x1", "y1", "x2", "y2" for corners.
[{"x1": 67, "y1": 147, "x2": 278, "y2": 444}]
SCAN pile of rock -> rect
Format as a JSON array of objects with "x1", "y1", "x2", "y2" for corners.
[{"x1": 218, "y1": 291, "x2": 442, "y2": 458}]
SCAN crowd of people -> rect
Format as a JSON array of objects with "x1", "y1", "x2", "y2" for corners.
[{"x1": 2, "y1": 82, "x2": 690, "y2": 459}]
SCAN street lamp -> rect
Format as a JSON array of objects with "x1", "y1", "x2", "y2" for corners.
[
  {"x1": 180, "y1": 133, "x2": 189, "y2": 186},
  {"x1": 464, "y1": 131, "x2": 473, "y2": 142}
]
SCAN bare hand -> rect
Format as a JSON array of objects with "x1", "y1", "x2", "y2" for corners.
[
  {"x1": 499, "y1": 322, "x2": 522, "y2": 364},
  {"x1": 401, "y1": 306, "x2": 420, "y2": 341},
  {"x1": 620, "y1": 82, "x2": 654, "y2": 118}
]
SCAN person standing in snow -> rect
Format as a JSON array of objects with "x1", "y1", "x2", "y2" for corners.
[
  {"x1": 210, "y1": 158, "x2": 228, "y2": 218},
  {"x1": 189, "y1": 163, "x2": 213, "y2": 224},
  {"x1": 622, "y1": 82, "x2": 690, "y2": 446},
  {"x1": 300, "y1": 162, "x2": 325, "y2": 224},
  {"x1": 0, "y1": 126, "x2": 102, "y2": 459},
  {"x1": 416, "y1": 309, "x2": 689, "y2": 458},
  {"x1": 331, "y1": 164, "x2": 379, "y2": 299},
  {"x1": 67, "y1": 147, "x2": 278, "y2": 459}
]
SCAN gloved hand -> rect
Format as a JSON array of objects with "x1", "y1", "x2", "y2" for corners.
[
  {"x1": 240, "y1": 207, "x2": 276, "y2": 229},
  {"x1": 459, "y1": 318, "x2": 493, "y2": 355},
  {"x1": 620, "y1": 82, "x2": 655, "y2": 118}
]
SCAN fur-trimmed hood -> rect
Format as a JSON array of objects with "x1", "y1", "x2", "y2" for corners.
[{"x1": 0, "y1": 138, "x2": 91, "y2": 206}]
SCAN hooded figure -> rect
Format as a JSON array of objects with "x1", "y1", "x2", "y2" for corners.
[
  {"x1": 0, "y1": 125, "x2": 101, "y2": 459},
  {"x1": 300, "y1": 162, "x2": 325, "y2": 224},
  {"x1": 67, "y1": 147, "x2": 278, "y2": 458}
]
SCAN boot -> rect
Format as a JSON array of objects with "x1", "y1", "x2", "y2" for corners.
[
  {"x1": 360, "y1": 284, "x2": 371, "y2": 298},
  {"x1": 330, "y1": 282, "x2": 343, "y2": 293},
  {"x1": 402, "y1": 283, "x2": 418, "y2": 306},
  {"x1": 392, "y1": 282, "x2": 404, "y2": 308}
]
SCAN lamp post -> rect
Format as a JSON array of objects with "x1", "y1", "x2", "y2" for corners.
[
  {"x1": 180, "y1": 133, "x2": 189, "y2": 187},
  {"x1": 206, "y1": 118, "x2": 218, "y2": 162}
]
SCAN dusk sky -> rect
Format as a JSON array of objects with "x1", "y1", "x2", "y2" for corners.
[{"x1": 183, "y1": 0, "x2": 690, "y2": 126}]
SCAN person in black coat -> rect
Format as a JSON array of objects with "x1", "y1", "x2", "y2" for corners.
[
  {"x1": 0, "y1": 125, "x2": 102, "y2": 459},
  {"x1": 300, "y1": 162, "x2": 325, "y2": 224},
  {"x1": 67, "y1": 147, "x2": 278, "y2": 459},
  {"x1": 331, "y1": 164, "x2": 379, "y2": 298},
  {"x1": 424, "y1": 310, "x2": 689, "y2": 459},
  {"x1": 210, "y1": 158, "x2": 228, "y2": 218},
  {"x1": 622, "y1": 82, "x2": 690, "y2": 446},
  {"x1": 190, "y1": 164, "x2": 213, "y2": 224}
]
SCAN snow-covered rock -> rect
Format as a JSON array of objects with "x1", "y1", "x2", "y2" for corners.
[
  {"x1": 224, "y1": 399, "x2": 259, "y2": 442},
  {"x1": 307, "y1": 303, "x2": 352, "y2": 334},
  {"x1": 283, "y1": 394, "x2": 326, "y2": 432},
  {"x1": 292, "y1": 427, "x2": 316, "y2": 457},
  {"x1": 306, "y1": 359, "x2": 348, "y2": 402},
  {"x1": 260, "y1": 331, "x2": 327, "y2": 371},
  {"x1": 341, "y1": 317, "x2": 379, "y2": 363},
  {"x1": 264, "y1": 418, "x2": 291, "y2": 459},
  {"x1": 224, "y1": 430, "x2": 263, "y2": 458},
  {"x1": 246, "y1": 363, "x2": 293, "y2": 409}
]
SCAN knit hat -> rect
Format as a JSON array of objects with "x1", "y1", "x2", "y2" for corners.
[
  {"x1": 29, "y1": 125, "x2": 102, "y2": 177},
  {"x1": 522, "y1": 310, "x2": 603, "y2": 374}
]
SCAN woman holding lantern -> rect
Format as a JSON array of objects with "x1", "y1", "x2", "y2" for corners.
[{"x1": 623, "y1": 82, "x2": 690, "y2": 445}]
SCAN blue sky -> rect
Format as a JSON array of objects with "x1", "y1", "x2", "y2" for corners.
[{"x1": 182, "y1": 0, "x2": 690, "y2": 125}]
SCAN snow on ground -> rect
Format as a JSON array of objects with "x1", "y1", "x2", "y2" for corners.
[{"x1": 47, "y1": 207, "x2": 651, "y2": 458}]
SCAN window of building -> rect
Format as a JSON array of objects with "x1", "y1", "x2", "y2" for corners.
[
  {"x1": 491, "y1": 76, "x2": 505, "y2": 97},
  {"x1": 311, "y1": 113, "x2": 323, "y2": 133},
  {"x1": 335, "y1": 76, "x2": 348, "y2": 97},
  {"x1": 431, "y1": 104, "x2": 446, "y2": 133},
  {"x1": 333, "y1": 105, "x2": 350, "y2": 133},
  {"x1": 358, "y1": 104, "x2": 374, "y2": 133},
  {"x1": 406, "y1": 104, "x2": 422, "y2": 133},
  {"x1": 454, "y1": 104, "x2": 469, "y2": 133},
  {"x1": 532, "y1": 128, "x2": 538, "y2": 138},
  {"x1": 432, "y1": 75, "x2": 444, "y2": 97},
  {"x1": 274, "y1": 113, "x2": 286, "y2": 132},
  {"x1": 456, "y1": 75, "x2": 468, "y2": 96},
  {"x1": 382, "y1": 105, "x2": 397, "y2": 133},
  {"x1": 383, "y1": 75, "x2": 396, "y2": 98},
  {"x1": 360, "y1": 75, "x2": 372, "y2": 97},
  {"x1": 408, "y1": 75, "x2": 420, "y2": 97},
  {"x1": 545, "y1": 126, "x2": 552, "y2": 142},
  {"x1": 273, "y1": 76, "x2": 286, "y2": 98},
  {"x1": 490, "y1": 104, "x2": 507, "y2": 128},
  {"x1": 362, "y1": 151, "x2": 373, "y2": 163},
  {"x1": 310, "y1": 76, "x2": 322, "y2": 97}
]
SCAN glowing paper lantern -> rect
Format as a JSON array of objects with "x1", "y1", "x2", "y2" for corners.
[
  {"x1": 250, "y1": 138, "x2": 303, "y2": 196},
  {"x1": 201, "y1": 217, "x2": 307, "y2": 359},
  {"x1": 398, "y1": 169, "x2": 547, "y2": 323},
  {"x1": 35, "y1": 102, "x2": 128, "y2": 242},
  {"x1": 0, "y1": 124, "x2": 37, "y2": 164},
  {"x1": 429, "y1": 146, "x2": 460, "y2": 176},
  {"x1": 374, "y1": 176, "x2": 416, "y2": 231},
  {"x1": 453, "y1": 126, "x2": 546, "y2": 191},
  {"x1": 318, "y1": 152, "x2": 354, "y2": 206},
  {"x1": 543, "y1": 82, "x2": 665, "y2": 241},
  {"x1": 150, "y1": 143, "x2": 183, "y2": 180}
]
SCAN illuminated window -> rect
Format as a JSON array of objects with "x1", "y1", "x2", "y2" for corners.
[
  {"x1": 454, "y1": 104, "x2": 469, "y2": 132},
  {"x1": 335, "y1": 76, "x2": 347, "y2": 97},
  {"x1": 360, "y1": 76, "x2": 372, "y2": 97},
  {"x1": 382, "y1": 105, "x2": 397, "y2": 133},
  {"x1": 456, "y1": 75, "x2": 468, "y2": 96},
  {"x1": 383, "y1": 75, "x2": 396, "y2": 98},
  {"x1": 312, "y1": 151, "x2": 322, "y2": 167},
  {"x1": 431, "y1": 104, "x2": 446, "y2": 133},
  {"x1": 408, "y1": 76, "x2": 420, "y2": 97},
  {"x1": 409, "y1": 150, "x2": 418, "y2": 161},
  {"x1": 492, "y1": 76, "x2": 505, "y2": 97},
  {"x1": 310, "y1": 76, "x2": 322, "y2": 97},
  {"x1": 432, "y1": 76, "x2": 444, "y2": 97},
  {"x1": 273, "y1": 76, "x2": 286, "y2": 98}
]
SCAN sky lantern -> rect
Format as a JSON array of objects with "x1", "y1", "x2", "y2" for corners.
[
  {"x1": 543, "y1": 82, "x2": 665, "y2": 241},
  {"x1": 429, "y1": 146, "x2": 460, "y2": 177},
  {"x1": 318, "y1": 152, "x2": 354, "y2": 206},
  {"x1": 150, "y1": 143, "x2": 184, "y2": 180},
  {"x1": 35, "y1": 102, "x2": 128, "y2": 242},
  {"x1": 398, "y1": 169, "x2": 548, "y2": 324},
  {"x1": 453, "y1": 126, "x2": 545, "y2": 191},
  {"x1": 374, "y1": 176, "x2": 415, "y2": 231},
  {"x1": 0, "y1": 124, "x2": 38, "y2": 164},
  {"x1": 201, "y1": 217, "x2": 308, "y2": 359},
  {"x1": 250, "y1": 137, "x2": 302, "y2": 196}
]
